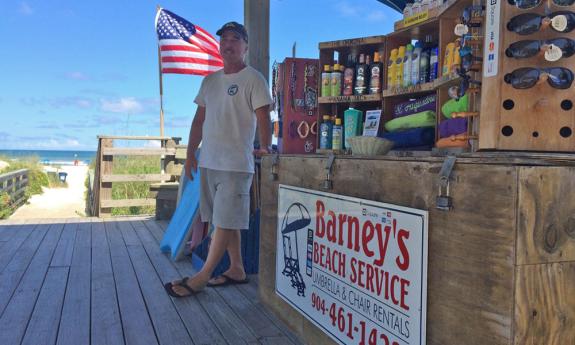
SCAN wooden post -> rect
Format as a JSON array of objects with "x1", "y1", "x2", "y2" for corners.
[
  {"x1": 99, "y1": 138, "x2": 114, "y2": 217},
  {"x1": 244, "y1": 0, "x2": 270, "y2": 82},
  {"x1": 244, "y1": 0, "x2": 270, "y2": 149}
]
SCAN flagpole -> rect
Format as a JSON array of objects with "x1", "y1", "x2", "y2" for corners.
[{"x1": 156, "y1": 5, "x2": 164, "y2": 137}]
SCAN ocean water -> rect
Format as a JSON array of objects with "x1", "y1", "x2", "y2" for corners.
[{"x1": 0, "y1": 149, "x2": 97, "y2": 165}]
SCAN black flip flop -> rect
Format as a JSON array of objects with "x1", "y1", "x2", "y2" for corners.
[
  {"x1": 164, "y1": 277, "x2": 199, "y2": 298},
  {"x1": 207, "y1": 273, "x2": 249, "y2": 287}
]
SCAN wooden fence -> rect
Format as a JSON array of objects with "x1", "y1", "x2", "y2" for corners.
[
  {"x1": 91, "y1": 135, "x2": 183, "y2": 217},
  {"x1": 0, "y1": 169, "x2": 29, "y2": 210}
]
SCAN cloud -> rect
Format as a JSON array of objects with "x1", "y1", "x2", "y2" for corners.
[
  {"x1": 337, "y1": 2, "x2": 359, "y2": 17},
  {"x1": 143, "y1": 140, "x2": 162, "y2": 148},
  {"x1": 166, "y1": 116, "x2": 192, "y2": 128},
  {"x1": 367, "y1": 10, "x2": 387, "y2": 22},
  {"x1": 65, "y1": 71, "x2": 89, "y2": 81},
  {"x1": 21, "y1": 96, "x2": 93, "y2": 109},
  {"x1": 36, "y1": 123, "x2": 60, "y2": 129},
  {"x1": 100, "y1": 97, "x2": 144, "y2": 113},
  {"x1": 18, "y1": 2, "x2": 33, "y2": 15}
]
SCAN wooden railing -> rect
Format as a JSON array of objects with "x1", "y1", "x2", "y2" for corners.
[
  {"x1": 91, "y1": 135, "x2": 183, "y2": 217},
  {"x1": 0, "y1": 169, "x2": 29, "y2": 210}
]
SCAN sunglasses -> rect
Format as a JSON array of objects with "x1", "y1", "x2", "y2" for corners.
[
  {"x1": 507, "y1": 11, "x2": 575, "y2": 35},
  {"x1": 459, "y1": 46, "x2": 483, "y2": 72},
  {"x1": 507, "y1": 0, "x2": 575, "y2": 10},
  {"x1": 505, "y1": 38, "x2": 575, "y2": 59},
  {"x1": 504, "y1": 67, "x2": 574, "y2": 89},
  {"x1": 449, "y1": 75, "x2": 481, "y2": 100}
]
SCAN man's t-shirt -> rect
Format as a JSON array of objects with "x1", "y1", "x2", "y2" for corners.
[{"x1": 194, "y1": 66, "x2": 272, "y2": 173}]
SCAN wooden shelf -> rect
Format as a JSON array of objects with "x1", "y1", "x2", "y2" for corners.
[
  {"x1": 393, "y1": 0, "x2": 468, "y2": 31},
  {"x1": 319, "y1": 35, "x2": 386, "y2": 50},
  {"x1": 382, "y1": 82, "x2": 435, "y2": 98},
  {"x1": 434, "y1": 74, "x2": 462, "y2": 88},
  {"x1": 318, "y1": 94, "x2": 382, "y2": 104}
]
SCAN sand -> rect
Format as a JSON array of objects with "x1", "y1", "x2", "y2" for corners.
[
  {"x1": 10, "y1": 165, "x2": 89, "y2": 219},
  {"x1": 0, "y1": 160, "x2": 9, "y2": 172}
]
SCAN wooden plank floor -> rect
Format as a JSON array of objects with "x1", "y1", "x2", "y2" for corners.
[{"x1": 0, "y1": 217, "x2": 303, "y2": 345}]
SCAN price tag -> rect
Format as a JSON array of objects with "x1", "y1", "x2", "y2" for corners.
[
  {"x1": 545, "y1": 44, "x2": 563, "y2": 62},
  {"x1": 551, "y1": 15, "x2": 568, "y2": 32},
  {"x1": 454, "y1": 23, "x2": 469, "y2": 36}
]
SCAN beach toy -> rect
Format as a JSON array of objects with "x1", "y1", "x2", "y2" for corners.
[
  {"x1": 382, "y1": 127, "x2": 435, "y2": 148},
  {"x1": 160, "y1": 168, "x2": 204, "y2": 261},
  {"x1": 441, "y1": 94, "x2": 469, "y2": 118},
  {"x1": 384, "y1": 111, "x2": 436, "y2": 132}
]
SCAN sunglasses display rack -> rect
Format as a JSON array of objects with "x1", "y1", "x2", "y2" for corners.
[
  {"x1": 479, "y1": 0, "x2": 575, "y2": 151},
  {"x1": 316, "y1": 36, "x2": 386, "y2": 154}
]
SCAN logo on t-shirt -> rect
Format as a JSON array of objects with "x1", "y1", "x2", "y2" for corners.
[{"x1": 227, "y1": 84, "x2": 239, "y2": 96}]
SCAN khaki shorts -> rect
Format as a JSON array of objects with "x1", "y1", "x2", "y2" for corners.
[{"x1": 199, "y1": 167, "x2": 253, "y2": 230}]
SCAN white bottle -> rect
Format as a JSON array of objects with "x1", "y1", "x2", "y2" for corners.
[
  {"x1": 411, "y1": 42, "x2": 422, "y2": 86},
  {"x1": 403, "y1": 44, "x2": 414, "y2": 88},
  {"x1": 412, "y1": 0, "x2": 421, "y2": 14},
  {"x1": 421, "y1": 0, "x2": 430, "y2": 12},
  {"x1": 403, "y1": 2, "x2": 413, "y2": 18}
]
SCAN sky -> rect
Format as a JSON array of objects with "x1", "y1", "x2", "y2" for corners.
[{"x1": 0, "y1": 0, "x2": 401, "y2": 151}]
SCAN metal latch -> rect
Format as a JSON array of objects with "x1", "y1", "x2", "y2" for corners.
[
  {"x1": 436, "y1": 156, "x2": 456, "y2": 211},
  {"x1": 321, "y1": 153, "x2": 335, "y2": 190},
  {"x1": 270, "y1": 153, "x2": 279, "y2": 181}
]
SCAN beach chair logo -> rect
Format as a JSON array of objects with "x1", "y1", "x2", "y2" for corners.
[{"x1": 280, "y1": 202, "x2": 310, "y2": 297}]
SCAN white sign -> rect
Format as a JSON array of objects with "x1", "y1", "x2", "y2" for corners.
[
  {"x1": 363, "y1": 110, "x2": 382, "y2": 137},
  {"x1": 275, "y1": 185, "x2": 428, "y2": 345},
  {"x1": 484, "y1": 0, "x2": 501, "y2": 77}
]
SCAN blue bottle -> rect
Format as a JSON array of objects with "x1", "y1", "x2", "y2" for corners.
[{"x1": 319, "y1": 115, "x2": 333, "y2": 150}]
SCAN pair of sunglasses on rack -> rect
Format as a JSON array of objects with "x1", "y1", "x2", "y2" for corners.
[
  {"x1": 508, "y1": 0, "x2": 574, "y2": 10},
  {"x1": 507, "y1": 11, "x2": 575, "y2": 35},
  {"x1": 504, "y1": 67, "x2": 574, "y2": 89},
  {"x1": 449, "y1": 74, "x2": 481, "y2": 100},
  {"x1": 459, "y1": 46, "x2": 483, "y2": 72},
  {"x1": 505, "y1": 37, "x2": 575, "y2": 60}
]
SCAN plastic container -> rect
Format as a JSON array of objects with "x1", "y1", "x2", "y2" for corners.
[
  {"x1": 395, "y1": 46, "x2": 406, "y2": 89},
  {"x1": 403, "y1": 44, "x2": 414, "y2": 88},
  {"x1": 343, "y1": 108, "x2": 363, "y2": 149},
  {"x1": 332, "y1": 118, "x2": 343, "y2": 150},
  {"x1": 321, "y1": 65, "x2": 331, "y2": 97},
  {"x1": 403, "y1": 2, "x2": 413, "y2": 18},
  {"x1": 319, "y1": 115, "x2": 333, "y2": 150},
  {"x1": 331, "y1": 64, "x2": 342, "y2": 97},
  {"x1": 429, "y1": 47, "x2": 439, "y2": 81},
  {"x1": 419, "y1": 48, "x2": 430, "y2": 84},
  {"x1": 369, "y1": 52, "x2": 382, "y2": 94},
  {"x1": 387, "y1": 48, "x2": 398, "y2": 90},
  {"x1": 343, "y1": 55, "x2": 355, "y2": 96},
  {"x1": 442, "y1": 42, "x2": 455, "y2": 76},
  {"x1": 411, "y1": 42, "x2": 422, "y2": 86}
]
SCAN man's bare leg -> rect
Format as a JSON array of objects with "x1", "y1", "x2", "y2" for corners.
[
  {"x1": 208, "y1": 230, "x2": 246, "y2": 285},
  {"x1": 169, "y1": 226, "x2": 234, "y2": 295}
]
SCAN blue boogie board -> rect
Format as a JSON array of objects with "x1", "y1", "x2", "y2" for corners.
[{"x1": 160, "y1": 169, "x2": 201, "y2": 261}]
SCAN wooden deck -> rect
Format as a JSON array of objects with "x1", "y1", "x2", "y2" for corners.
[{"x1": 0, "y1": 217, "x2": 303, "y2": 345}]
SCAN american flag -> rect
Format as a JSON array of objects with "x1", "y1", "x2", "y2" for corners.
[{"x1": 155, "y1": 8, "x2": 223, "y2": 76}]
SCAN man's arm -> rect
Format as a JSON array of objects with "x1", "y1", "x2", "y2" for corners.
[
  {"x1": 185, "y1": 106, "x2": 206, "y2": 179},
  {"x1": 254, "y1": 104, "x2": 272, "y2": 156}
]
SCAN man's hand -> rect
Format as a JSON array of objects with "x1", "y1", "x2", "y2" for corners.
[
  {"x1": 253, "y1": 147, "x2": 271, "y2": 157},
  {"x1": 185, "y1": 154, "x2": 198, "y2": 180}
]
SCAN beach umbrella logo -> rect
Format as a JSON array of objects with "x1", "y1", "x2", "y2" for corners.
[{"x1": 280, "y1": 202, "x2": 310, "y2": 297}]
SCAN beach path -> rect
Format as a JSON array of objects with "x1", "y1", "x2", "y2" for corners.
[{"x1": 10, "y1": 165, "x2": 88, "y2": 219}]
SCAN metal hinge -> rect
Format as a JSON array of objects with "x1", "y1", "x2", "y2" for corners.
[
  {"x1": 321, "y1": 153, "x2": 336, "y2": 190},
  {"x1": 436, "y1": 156, "x2": 456, "y2": 211}
]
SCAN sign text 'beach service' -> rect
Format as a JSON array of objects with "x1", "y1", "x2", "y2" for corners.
[{"x1": 276, "y1": 185, "x2": 428, "y2": 345}]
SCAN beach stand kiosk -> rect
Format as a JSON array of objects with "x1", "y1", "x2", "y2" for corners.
[{"x1": 256, "y1": 0, "x2": 575, "y2": 344}]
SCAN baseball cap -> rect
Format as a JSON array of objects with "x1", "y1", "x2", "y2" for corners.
[{"x1": 216, "y1": 21, "x2": 248, "y2": 42}]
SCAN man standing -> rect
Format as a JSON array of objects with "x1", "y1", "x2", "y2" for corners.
[{"x1": 164, "y1": 22, "x2": 272, "y2": 297}]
